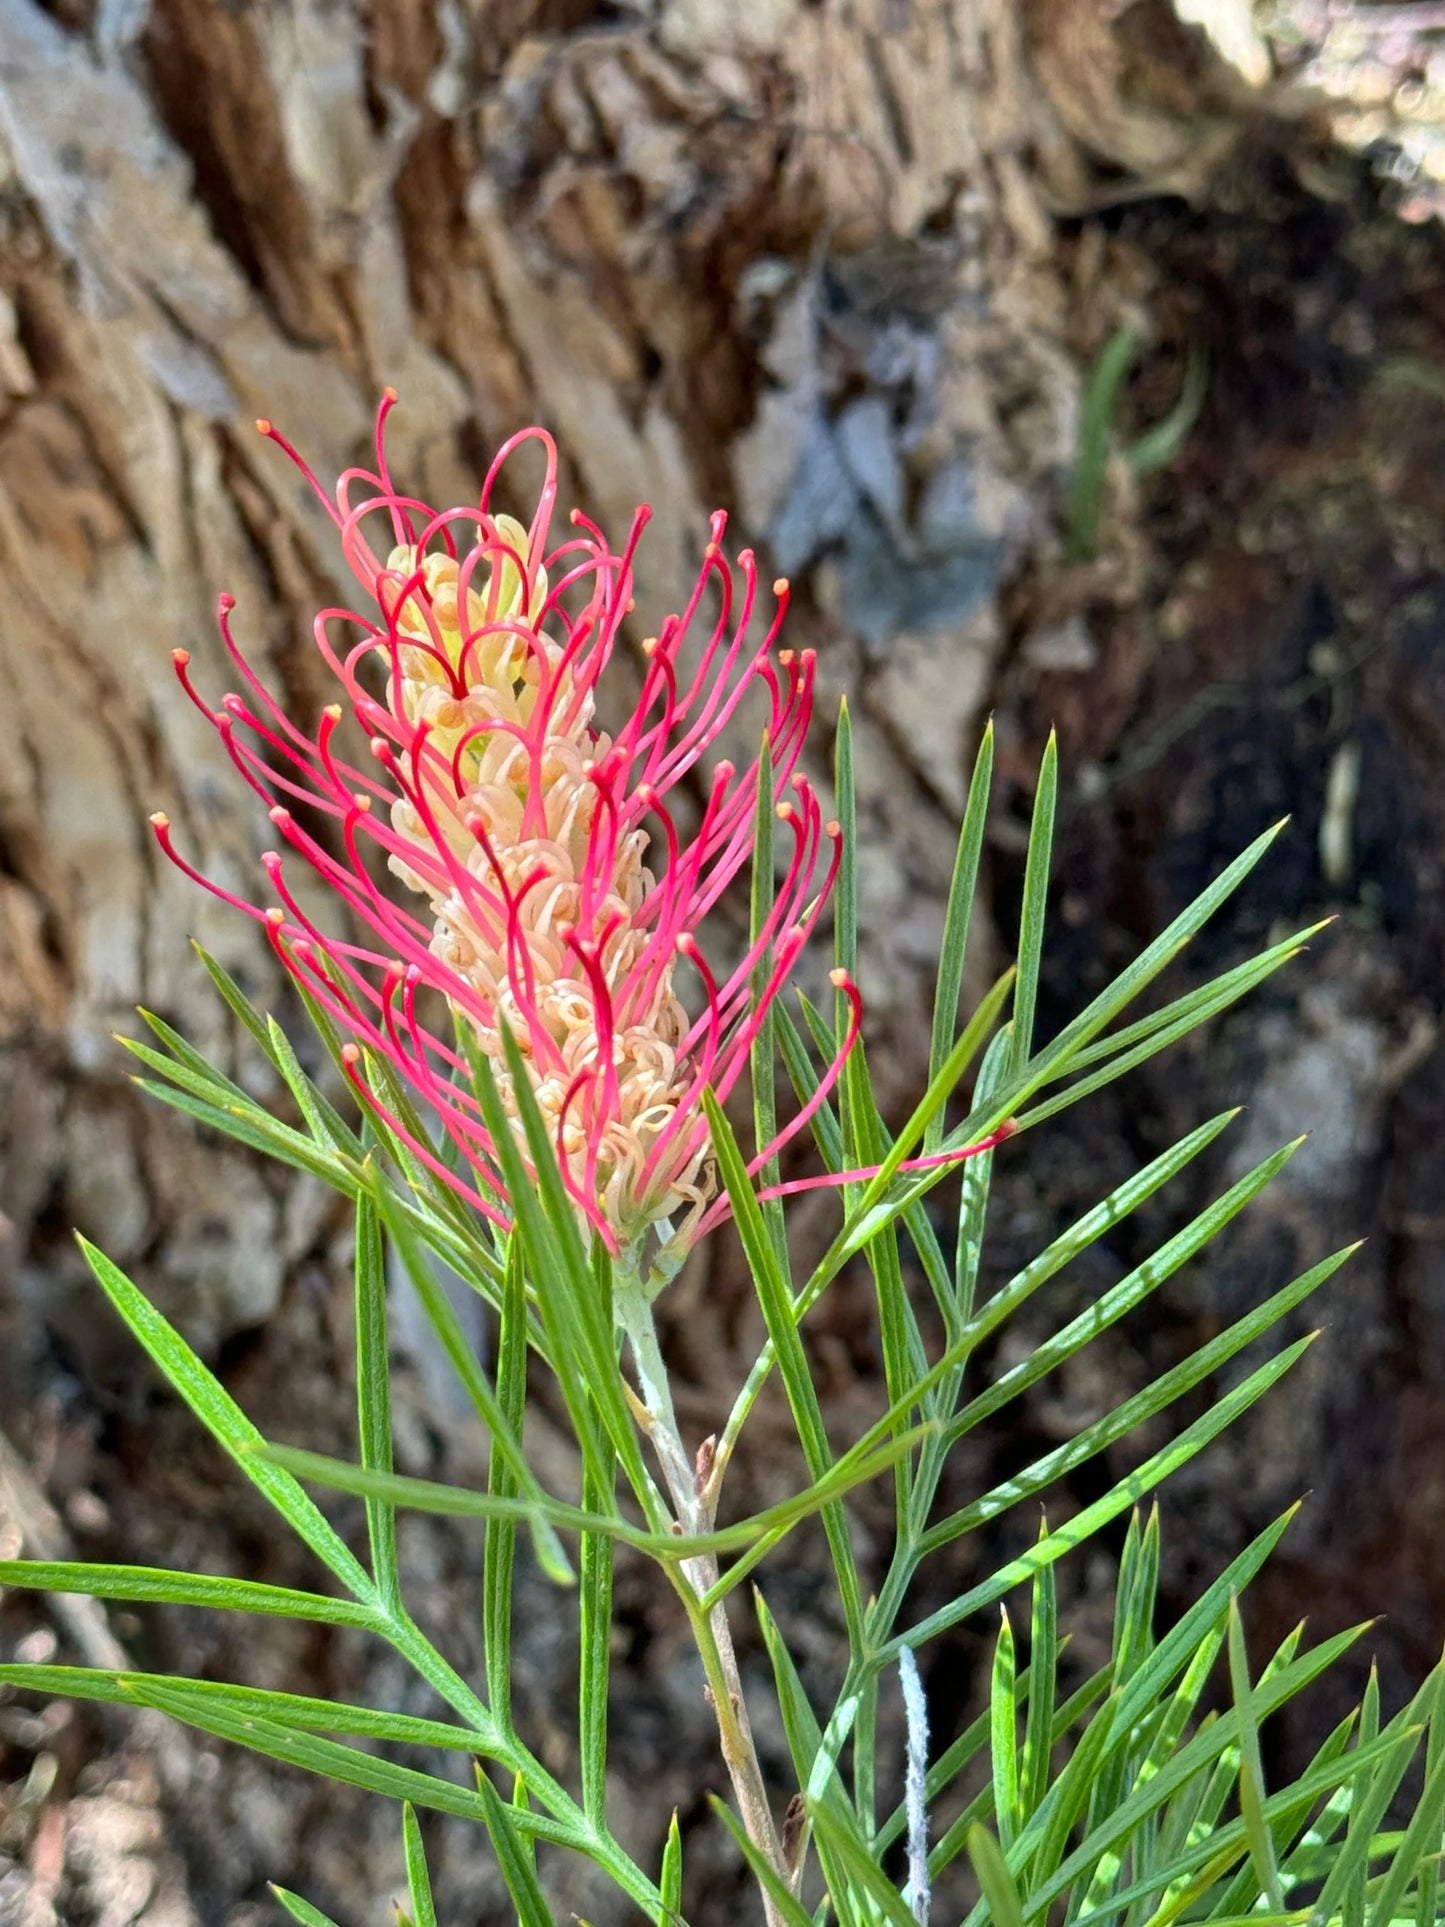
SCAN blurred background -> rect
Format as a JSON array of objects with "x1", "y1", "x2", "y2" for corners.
[{"x1": 2, "y1": 0, "x2": 1445, "y2": 1919}]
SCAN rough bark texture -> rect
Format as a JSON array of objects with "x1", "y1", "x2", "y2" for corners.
[{"x1": 2, "y1": 1, "x2": 1444, "y2": 1921}]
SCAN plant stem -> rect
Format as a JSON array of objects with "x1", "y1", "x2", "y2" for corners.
[{"x1": 615, "y1": 1273, "x2": 791, "y2": 1923}]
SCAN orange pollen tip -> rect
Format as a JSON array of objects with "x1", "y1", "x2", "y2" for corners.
[
  {"x1": 370, "y1": 737, "x2": 390, "y2": 757},
  {"x1": 341, "y1": 1044, "x2": 362, "y2": 1065},
  {"x1": 778, "y1": 648, "x2": 795, "y2": 668},
  {"x1": 352, "y1": 793, "x2": 373, "y2": 812},
  {"x1": 773, "y1": 577, "x2": 789, "y2": 596},
  {"x1": 266, "y1": 908, "x2": 285, "y2": 927},
  {"x1": 626, "y1": 597, "x2": 636, "y2": 613},
  {"x1": 705, "y1": 542, "x2": 720, "y2": 560},
  {"x1": 256, "y1": 418, "x2": 272, "y2": 436},
  {"x1": 383, "y1": 385, "x2": 398, "y2": 402},
  {"x1": 776, "y1": 802, "x2": 797, "y2": 822},
  {"x1": 149, "y1": 811, "x2": 169, "y2": 829},
  {"x1": 829, "y1": 968, "x2": 849, "y2": 989},
  {"x1": 642, "y1": 636, "x2": 659, "y2": 656},
  {"x1": 173, "y1": 647, "x2": 190, "y2": 667},
  {"x1": 825, "y1": 818, "x2": 841, "y2": 838},
  {"x1": 323, "y1": 703, "x2": 343, "y2": 723}
]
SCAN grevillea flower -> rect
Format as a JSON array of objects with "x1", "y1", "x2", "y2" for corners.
[{"x1": 155, "y1": 395, "x2": 1007, "y2": 1255}]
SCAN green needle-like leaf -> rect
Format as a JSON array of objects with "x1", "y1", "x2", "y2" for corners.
[
  {"x1": 474, "y1": 1767, "x2": 554, "y2": 1927},
  {"x1": 354, "y1": 1193, "x2": 401, "y2": 1613},
  {"x1": 994, "y1": 1607, "x2": 1022, "y2": 1850},
  {"x1": 1229, "y1": 1598, "x2": 1285, "y2": 1914},
  {"x1": 1011, "y1": 730, "x2": 1057, "y2": 1075},
  {"x1": 0, "y1": 1664, "x2": 495, "y2": 1754},
  {"x1": 580, "y1": 1419, "x2": 616, "y2": 1829},
  {"x1": 0, "y1": 1560, "x2": 378, "y2": 1626},
  {"x1": 970, "y1": 1821, "x2": 1028, "y2": 1927},
  {"x1": 77, "y1": 1238, "x2": 374, "y2": 1602},
  {"x1": 271, "y1": 1886, "x2": 344, "y2": 1927},
  {"x1": 928, "y1": 719, "x2": 995, "y2": 1148},
  {"x1": 1021, "y1": 1521, "x2": 1059, "y2": 1823},
  {"x1": 660, "y1": 1809, "x2": 684, "y2": 1922},
  {"x1": 402, "y1": 1804, "x2": 439, "y2": 1927}
]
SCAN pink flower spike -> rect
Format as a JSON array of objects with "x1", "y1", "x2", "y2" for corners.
[{"x1": 157, "y1": 399, "x2": 1013, "y2": 1257}]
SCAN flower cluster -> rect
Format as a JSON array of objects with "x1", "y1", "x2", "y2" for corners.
[{"x1": 155, "y1": 395, "x2": 858, "y2": 1251}]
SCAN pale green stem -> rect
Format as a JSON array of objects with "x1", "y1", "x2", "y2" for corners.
[{"x1": 615, "y1": 1270, "x2": 791, "y2": 1923}]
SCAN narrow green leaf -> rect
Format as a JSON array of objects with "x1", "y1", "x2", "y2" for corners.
[
  {"x1": 486, "y1": 1240, "x2": 526, "y2": 1720},
  {"x1": 192, "y1": 940, "x2": 281, "y2": 1055},
  {"x1": 956, "y1": 1028, "x2": 1014, "y2": 1328},
  {"x1": 1011, "y1": 731, "x2": 1057, "y2": 1075},
  {"x1": 969, "y1": 1821, "x2": 1028, "y2": 1927},
  {"x1": 1021, "y1": 1520, "x2": 1059, "y2": 1822},
  {"x1": 402, "y1": 1804, "x2": 439, "y2": 1927},
  {"x1": 660, "y1": 1809, "x2": 684, "y2": 1921},
  {"x1": 1345, "y1": 1666, "x2": 1382, "y2": 1927},
  {"x1": 77, "y1": 1238, "x2": 373, "y2": 1602},
  {"x1": 354, "y1": 1193, "x2": 400, "y2": 1613},
  {"x1": 0, "y1": 1664, "x2": 493, "y2": 1754},
  {"x1": 128, "y1": 1070, "x2": 359, "y2": 1191},
  {"x1": 928, "y1": 720, "x2": 995, "y2": 1149},
  {"x1": 474, "y1": 1766, "x2": 554, "y2": 1927},
  {"x1": 834, "y1": 698, "x2": 858, "y2": 1002},
  {"x1": 266, "y1": 1013, "x2": 358, "y2": 1152},
  {"x1": 993, "y1": 1607, "x2": 1021, "y2": 1850},
  {"x1": 271, "y1": 1886, "x2": 343, "y2": 1927},
  {"x1": 1068, "y1": 325, "x2": 1140, "y2": 562},
  {"x1": 126, "y1": 1679, "x2": 513, "y2": 1824},
  {"x1": 580, "y1": 1417, "x2": 616, "y2": 1828},
  {"x1": 754, "y1": 1591, "x2": 855, "y2": 1829},
  {"x1": 1229, "y1": 1598, "x2": 1285, "y2": 1913},
  {"x1": 0, "y1": 1560, "x2": 377, "y2": 1626}
]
